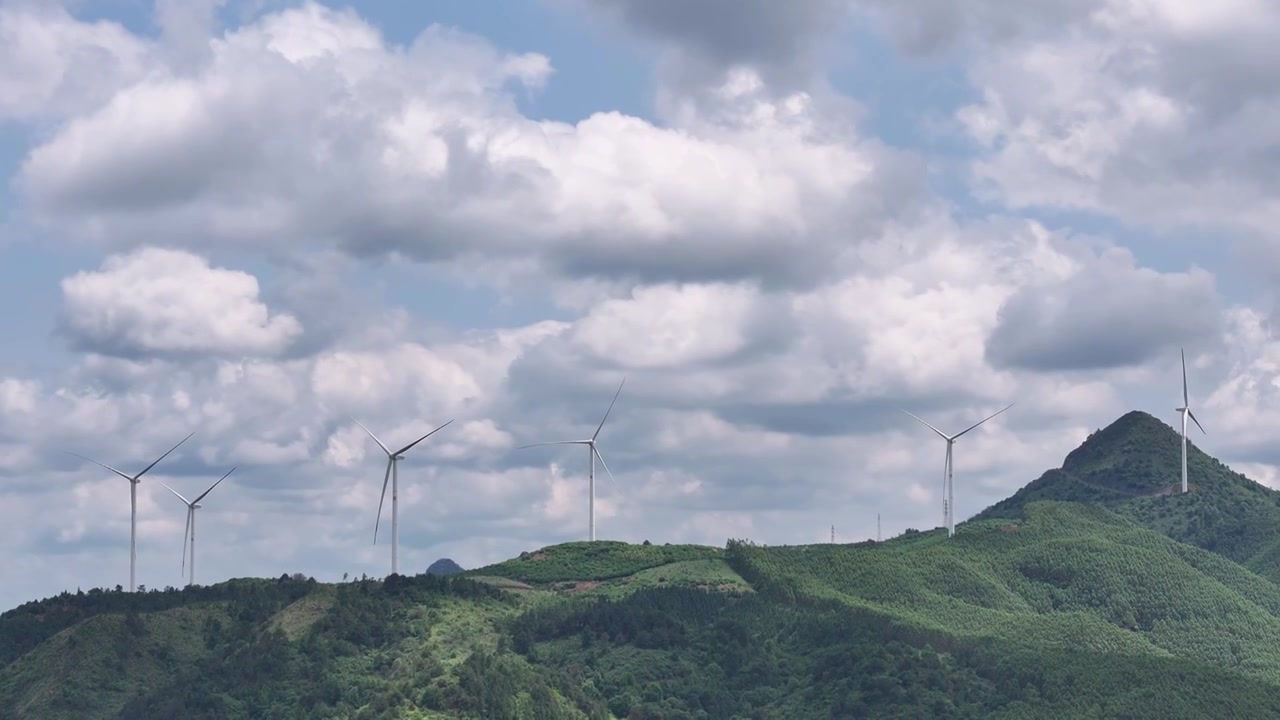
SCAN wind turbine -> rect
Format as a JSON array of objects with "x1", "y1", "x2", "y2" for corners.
[
  {"x1": 901, "y1": 404, "x2": 1014, "y2": 537},
  {"x1": 1176, "y1": 348, "x2": 1206, "y2": 494},
  {"x1": 352, "y1": 417, "x2": 454, "y2": 576},
  {"x1": 64, "y1": 432, "x2": 195, "y2": 592},
  {"x1": 519, "y1": 378, "x2": 625, "y2": 542},
  {"x1": 158, "y1": 467, "x2": 235, "y2": 587}
]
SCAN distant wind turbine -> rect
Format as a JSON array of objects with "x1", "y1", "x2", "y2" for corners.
[
  {"x1": 901, "y1": 404, "x2": 1014, "y2": 537},
  {"x1": 519, "y1": 378, "x2": 625, "y2": 542},
  {"x1": 353, "y1": 417, "x2": 454, "y2": 576},
  {"x1": 158, "y1": 467, "x2": 235, "y2": 587},
  {"x1": 1176, "y1": 348, "x2": 1206, "y2": 494},
  {"x1": 64, "y1": 432, "x2": 195, "y2": 592}
]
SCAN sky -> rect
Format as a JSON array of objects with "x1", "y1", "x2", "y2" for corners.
[{"x1": 3, "y1": 0, "x2": 1280, "y2": 610}]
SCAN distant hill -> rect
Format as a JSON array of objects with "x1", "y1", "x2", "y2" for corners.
[
  {"x1": 426, "y1": 558, "x2": 465, "y2": 576},
  {"x1": 7, "y1": 411, "x2": 1280, "y2": 718},
  {"x1": 976, "y1": 410, "x2": 1280, "y2": 582}
]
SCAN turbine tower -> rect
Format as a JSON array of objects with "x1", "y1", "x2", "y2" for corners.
[
  {"x1": 353, "y1": 417, "x2": 454, "y2": 576},
  {"x1": 158, "y1": 467, "x2": 235, "y2": 587},
  {"x1": 1176, "y1": 348, "x2": 1206, "y2": 494},
  {"x1": 65, "y1": 432, "x2": 195, "y2": 592},
  {"x1": 901, "y1": 404, "x2": 1014, "y2": 537},
  {"x1": 519, "y1": 378, "x2": 625, "y2": 542}
]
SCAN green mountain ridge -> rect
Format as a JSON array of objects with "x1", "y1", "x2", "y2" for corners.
[
  {"x1": 977, "y1": 410, "x2": 1280, "y2": 581},
  {"x1": 6, "y1": 411, "x2": 1280, "y2": 719}
]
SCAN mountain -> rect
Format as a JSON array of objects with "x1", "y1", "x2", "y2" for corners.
[
  {"x1": 977, "y1": 410, "x2": 1280, "y2": 581},
  {"x1": 6, "y1": 412, "x2": 1280, "y2": 718},
  {"x1": 426, "y1": 558, "x2": 465, "y2": 576}
]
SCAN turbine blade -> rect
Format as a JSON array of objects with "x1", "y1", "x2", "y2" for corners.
[
  {"x1": 194, "y1": 466, "x2": 235, "y2": 504},
  {"x1": 393, "y1": 419, "x2": 454, "y2": 457},
  {"x1": 134, "y1": 432, "x2": 196, "y2": 480},
  {"x1": 592, "y1": 378, "x2": 626, "y2": 441},
  {"x1": 953, "y1": 403, "x2": 1015, "y2": 440},
  {"x1": 517, "y1": 440, "x2": 590, "y2": 450},
  {"x1": 181, "y1": 508, "x2": 191, "y2": 578},
  {"x1": 63, "y1": 451, "x2": 134, "y2": 483},
  {"x1": 157, "y1": 480, "x2": 192, "y2": 506},
  {"x1": 899, "y1": 409, "x2": 949, "y2": 441},
  {"x1": 1188, "y1": 409, "x2": 1206, "y2": 435},
  {"x1": 352, "y1": 418, "x2": 391, "y2": 456},
  {"x1": 373, "y1": 459, "x2": 392, "y2": 544},
  {"x1": 593, "y1": 446, "x2": 616, "y2": 484},
  {"x1": 1182, "y1": 348, "x2": 1189, "y2": 406}
]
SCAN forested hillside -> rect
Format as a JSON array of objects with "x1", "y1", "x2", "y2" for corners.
[
  {"x1": 977, "y1": 411, "x2": 1280, "y2": 581},
  {"x1": 5, "y1": 411, "x2": 1280, "y2": 719}
]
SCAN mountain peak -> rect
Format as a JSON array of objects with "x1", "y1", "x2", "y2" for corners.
[
  {"x1": 1059, "y1": 410, "x2": 1188, "y2": 494},
  {"x1": 976, "y1": 409, "x2": 1280, "y2": 584},
  {"x1": 426, "y1": 558, "x2": 464, "y2": 576},
  {"x1": 1059, "y1": 409, "x2": 1177, "y2": 481},
  {"x1": 976, "y1": 410, "x2": 1216, "y2": 522}
]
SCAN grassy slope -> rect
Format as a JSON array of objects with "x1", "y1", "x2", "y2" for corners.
[
  {"x1": 466, "y1": 541, "x2": 725, "y2": 584},
  {"x1": 268, "y1": 585, "x2": 336, "y2": 640},
  {"x1": 467, "y1": 540, "x2": 753, "y2": 602}
]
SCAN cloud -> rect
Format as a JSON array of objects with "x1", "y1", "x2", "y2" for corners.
[
  {"x1": 567, "y1": 282, "x2": 789, "y2": 370},
  {"x1": 882, "y1": 0, "x2": 1280, "y2": 257},
  {"x1": 986, "y1": 245, "x2": 1222, "y2": 372},
  {"x1": 505, "y1": 217, "x2": 1135, "y2": 442},
  {"x1": 11, "y1": 1, "x2": 921, "y2": 290},
  {"x1": 59, "y1": 247, "x2": 303, "y2": 358},
  {"x1": 0, "y1": 4, "x2": 151, "y2": 120},
  {"x1": 578, "y1": 0, "x2": 850, "y2": 88},
  {"x1": 850, "y1": 0, "x2": 1109, "y2": 56},
  {"x1": 154, "y1": 0, "x2": 227, "y2": 71},
  {"x1": 1204, "y1": 308, "x2": 1280, "y2": 462}
]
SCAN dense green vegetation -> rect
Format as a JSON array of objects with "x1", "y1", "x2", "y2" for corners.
[
  {"x1": 978, "y1": 411, "x2": 1280, "y2": 582},
  {"x1": 7, "y1": 410, "x2": 1280, "y2": 718}
]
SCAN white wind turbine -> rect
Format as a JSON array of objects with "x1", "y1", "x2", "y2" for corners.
[
  {"x1": 352, "y1": 417, "x2": 454, "y2": 576},
  {"x1": 519, "y1": 378, "x2": 625, "y2": 542},
  {"x1": 65, "y1": 432, "x2": 195, "y2": 592},
  {"x1": 158, "y1": 467, "x2": 235, "y2": 587},
  {"x1": 1176, "y1": 348, "x2": 1206, "y2": 494},
  {"x1": 901, "y1": 404, "x2": 1014, "y2": 537}
]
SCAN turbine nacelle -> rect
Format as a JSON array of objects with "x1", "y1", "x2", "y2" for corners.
[{"x1": 1177, "y1": 406, "x2": 1206, "y2": 435}]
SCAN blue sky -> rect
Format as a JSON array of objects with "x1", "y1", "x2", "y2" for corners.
[{"x1": 1, "y1": 0, "x2": 1278, "y2": 610}]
